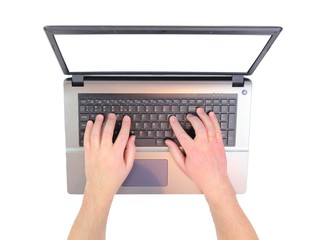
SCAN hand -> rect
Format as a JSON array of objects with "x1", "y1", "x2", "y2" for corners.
[
  {"x1": 83, "y1": 113, "x2": 136, "y2": 200},
  {"x1": 166, "y1": 108, "x2": 235, "y2": 199}
]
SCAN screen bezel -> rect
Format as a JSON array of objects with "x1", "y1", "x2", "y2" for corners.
[{"x1": 44, "y1": 25, "x2": 282, "y2": 76}]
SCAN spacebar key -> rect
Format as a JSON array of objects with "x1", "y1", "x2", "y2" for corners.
[{"x1": 135, "y1": 138, "x2": 156, "y2": 146}]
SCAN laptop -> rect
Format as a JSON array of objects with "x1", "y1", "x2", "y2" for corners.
[{"x1": 44, "y1": 26, "x2": 282, "y2": 194}]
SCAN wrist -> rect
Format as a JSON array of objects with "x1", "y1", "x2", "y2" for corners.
[
  {"x1": 83, "y1": 185, "x2": 115, "y2": 212},
  {"x1": 203, "y1": 179, "x2": 236, "y2": 206}
]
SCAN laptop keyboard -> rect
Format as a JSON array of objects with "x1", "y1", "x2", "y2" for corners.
[{"x1": 78, "y1": 93, "x2": 237, "y2": 147}]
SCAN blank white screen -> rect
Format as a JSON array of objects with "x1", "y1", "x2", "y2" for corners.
[{"x1": 55, "y1": 34, "x2": 270, "y2": 73}]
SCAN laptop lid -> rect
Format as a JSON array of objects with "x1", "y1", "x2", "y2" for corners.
[{"x1": 44, "y1": 26, "x2": 282, "y2": 84}]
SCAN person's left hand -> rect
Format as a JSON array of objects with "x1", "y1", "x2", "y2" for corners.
[{"x1": 83, "y1": 113, "x2": 136, "y2": 201}]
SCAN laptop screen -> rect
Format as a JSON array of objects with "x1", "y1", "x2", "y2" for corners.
[
  {"x1": 55, "y1": 34, "x2": 270, "y2": 73},
  {"x1": 45, "y1": 26, "x2": 282, "y2": 75}
]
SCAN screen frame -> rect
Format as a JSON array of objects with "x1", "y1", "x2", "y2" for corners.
[{"x1": 44, "y1": 25, "x2": 282, "y2": 76}]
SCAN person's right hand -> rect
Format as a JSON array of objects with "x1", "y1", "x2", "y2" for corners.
[{"x1": 165, "y1": 108, "x2": 235, "y2": 199}]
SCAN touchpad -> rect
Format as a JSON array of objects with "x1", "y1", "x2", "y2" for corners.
[{"x1": 122, "y1": 159, "x2": 168, "y2": 187}]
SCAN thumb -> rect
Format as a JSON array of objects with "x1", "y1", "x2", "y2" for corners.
[
  {"x1": 124, "y1": 135, "x2": 136, "y2": 171},
  {"x1": 165, "y1": 139, "x2": 187, "y2": 174}
]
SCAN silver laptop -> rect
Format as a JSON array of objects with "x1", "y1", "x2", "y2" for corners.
[{"x1": 44, "y1": 26, "x2": 282, "y2": 194}]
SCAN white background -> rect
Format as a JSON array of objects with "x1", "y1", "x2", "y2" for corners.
[{"x1": 0, "y1": 0, "x2": 317, "y2": 239}]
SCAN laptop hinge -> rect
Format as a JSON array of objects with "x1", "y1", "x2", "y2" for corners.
[
  {"x1": 232, "y1": 75, "x2": 244, "y2": 87},
  {"x1": 72, "y1": 75, "x2": 84, "y2": 87}
]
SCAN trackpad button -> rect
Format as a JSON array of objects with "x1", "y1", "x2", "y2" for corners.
[{"x1": 122, "y1": 159, "x2": 168, "y2": 187}]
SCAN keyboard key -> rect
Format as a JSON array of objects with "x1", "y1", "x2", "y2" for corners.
[
  {"x1": 176, "y1": 114, "x2": 184, "y2": 121},
  {"x1": 154, "y1": 106, "x2": 163, "y2": 112},
  {"x1": 152, "y1": 122, "x2": 160, "y2": 129},
  {"x1": 133, "y1": 114, "x2": 141, "y2": 121},
  {"x1": 180, "y1": 106, "x2": 187, "y2": 112},
  {"x1": 89, "y1": 114, "x2": 97, "y2": 120},
  {"x1": 79, "y1": 105, "x2": 86, "y2": 113},
  {"x1": 221, "y1": 106, "x2": 228, "y2": 113},
  {"x1": 229, "y1": 106, "x2": 236, "y2": 113},
  {"x1": 103, "y1": 106, "x2": 111, "y2": 112},
  {"x1": 79, "y1": 99, "x2": 87, "y2": 104},
  {"x1": 139, "y1": 131, "x2": 148, "y2": 137},
  {"x1": 156, "y1": 139, "x2": 165, "y2": 146},
  {"x1": 158, "y1": 114, "x2": 166, "y2": 121},
  {"x1": 228, "y1": 131, "x2": 235, "y2": 146},
  {"x1": 135, "y1": 138, "x2": 156, "y2": 146},
  {"x1": 94, "y1": 106, "x2": 102, "y2": 112},
  {"x1": 172, "y1": 106, "x2": 179, "y2": 112},
  {"x1": 205, "y1": 99, "x2": 213, "y2": 104},
  {"x1": 188, "y1": 106, "x2": 197, "y2": 112},
  {"x1": 221, "y1": 122, "x2": 228, "y2": 130},
  {"x1": 205, "y1": 106, "x2": 213, "y2": 112},
  {"x1": 111, "y1": 106, "x2": 119, "y2": 112},
  {"x1": 146, "y1": 106, "x2": 154, "y2": 112},
  {"x1": 129, "y1": 106, "x2": 137, "y2": 112},
  {"x1": 229, "y1": 99, "x2": 236, "y2": 105},
  {"x1": 135, "y1": 122, "x2": 143, "y2": 129},
  {"x1": 156, "y1": 131, "x2": 164, "y2": 138},
  {"x1": 213, "y1": 106, "x2": 220, "y2": 113},
  {"x1": 137, "y1": 106, "x2": 145, "y2": 112},
  {"x1": 161, "y1": 122, "x2": 168, "y2": 129},
  {"x1": 163, "y1": 106, "x2": 171, "y2": 112},
  {"x1": 221, "y1": 99, "x2": 228, "y2": 105},
  {"x1": 79, "y1": 122, "x2": 87, "y2": 130},
  {"x1": 80, "y1": 114, "x2": 89, "y2": 121},
  {"x1": 221, "y1": 114, "x2": 228, "y2": 122},
  {"x1": 141, "y1": 114, "x2": 150, "y2": 121},
  {"x1": 120, "y1": 106, "x2": 128, "y2": 112},
  {"x1": 95, "y1": 99, "x2": 102, "y2": 104},
  {"x1": 150, "y1": 114, "x2": 158, "y2": 121},
  {"x1": 148, "y1": 131, "x2": 155, "y2": 137},
  {"x1": 144, "y1": 122, "x2": 151, "y2": 129},
  {"x1": 213, "y1": 99, "x2": 220, "y2": 105},
  {"x1": 165, "y1": 131, "x2": 173, "y2": 138},
  {"x1": 229, "y1": 114, "x2": 236, "y2": 129},
  {"x1": 86, "y1": 106, "x2": 93, "y2": 112}
]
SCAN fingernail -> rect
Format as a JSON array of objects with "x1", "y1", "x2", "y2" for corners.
[
  {"x1": 108, "y1": 113, "x2": 115, "y2": 119},
  {"x1": 169, "y1": 115, "x2": 176, "y2": 122},
  {"x1": 123, "y1": 115, "x2": 130, "y2": 122}
]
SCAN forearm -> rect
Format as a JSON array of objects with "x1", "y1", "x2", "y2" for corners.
[
  {"x1": 205, "y1": 184, "x2": 258, "y2": 240},
  {"x1": 68, "y1": 194, "x2": 113, "y2": 240}
]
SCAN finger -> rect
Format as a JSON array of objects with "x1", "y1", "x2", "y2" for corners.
[
  {"x1": 124, "y1": 135, "x2": 136, "y2": 171},
  {"x1": 165, "y1": 139, "x2": 187, "y2": 174},
  {"x1": 169, "y1": 116, "x2": 193, "y2": 149},
  {"x1": 186, "y1": 113, "x2": 207, "y2": 141},
  {"x1": 84, "y1": 120, "x2": 93, "y2": 150},
  {"x1": 196, "y1": 108, "x2": 215, "y2": 141},
  {"x1": 114, "y1": 115, "x2": 131, "y2": 152},
  {"x1": 90, "y1": 114, "x2": 104, "y2": 148},
  {"x1": 208, "y1": 112, "x2": 223, "y2": 143},
  {"x1": 101, "y1": 113, "x2": 117, "y2": 146}
]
